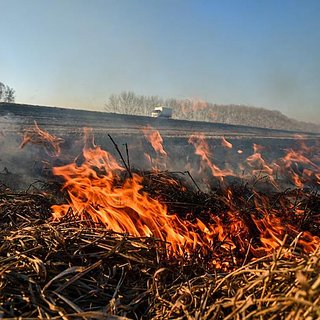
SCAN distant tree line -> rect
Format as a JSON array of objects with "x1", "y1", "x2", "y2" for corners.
[
  {"x1": 105, "y1": 91, "x2": 162, "y2": 116},
  {"x1": 0, "y1": 82, "x2": 15, "y2": 103},
  {"x1": 105, "y1": 91, "x2": 320, "y2": 133}
]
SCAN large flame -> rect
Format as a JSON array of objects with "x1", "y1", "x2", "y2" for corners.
[
  {"x1": 51, "y1": 130, "x2": 320, "y2": 262},
  {"x1": 52, "y1": 131, "x2": 193, "y2": 254}
]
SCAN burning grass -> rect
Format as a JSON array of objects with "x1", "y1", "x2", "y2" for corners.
[
  {"x1": 1, "y1": 124, "x2": 320, "y2": 319},
  {"x1": 1, "y1": 177, "x2": 320, "y2": 319}
]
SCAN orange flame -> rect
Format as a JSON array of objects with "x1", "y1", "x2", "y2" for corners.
[
  {"x1": 51, "y1": 133, "x2": 201, "y2": 254},
  {"x1": 50, "y1": 131, "x2": 320, "y2": 265},
  {"x1": 245, "y1": 144, "x2": 278, "y2": 188},
  {"x1": 277, "y1": 144, "x2": 320, "y2": 188},
  {"x1": 221, "y1": 137, "x2": 233, "y2": 149},
  {"x1": 141, "y1": 126, "x2": 167, "y2": 156},
  {"x1": 188, "y1": 134, "x2": 234, "y2": 181},
  {"x1": 20, "y1": 121, "x2": 63, "y2": 157}
]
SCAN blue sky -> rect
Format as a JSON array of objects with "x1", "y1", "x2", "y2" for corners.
[{"x1": 0, "y1": 0, "x2": 319, "y2": 123}]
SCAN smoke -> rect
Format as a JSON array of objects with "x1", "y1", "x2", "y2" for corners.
[{"x1": 1, "y1": 108, "x2": 319, "y2": 193}]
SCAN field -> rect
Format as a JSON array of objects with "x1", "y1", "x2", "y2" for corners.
[{"x1": 0, "y1": 103, "x2": 320, "y2": 319}]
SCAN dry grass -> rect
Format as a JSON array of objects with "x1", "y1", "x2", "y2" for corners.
[{"x1": 1, "y1": 177, "x2": 320, "y2": 319}]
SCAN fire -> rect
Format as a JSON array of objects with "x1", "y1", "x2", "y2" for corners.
[
  {"x1": 51, "y1": 131, "x2": 320, "y2": 263},
  {"x1": 246, "y1": 148, "x2": 275, "y2": 177},
  {"x1": 20, "y1": 121, "x2": 63, "y2": 157},
  {"x1": 17, "y1": 123, "x2": 318, "y2": 266},
  {"x1": 188, "y1": 133, "x2": 234, "y2": 181},
  {"x1": 141, "y1": 126, "x2": 168, "y2": 171},
  {"x1": 51, "y1": 133, "x2": 194, "y2": 254},
  {"x1": 276, "y1": 143, "x2": 320, "y2": 187},
  {"x1": 245, "y1": 144, "x2": 272, "y2": 175},
  {"x1": 141, "y1": 126, "x2": 167, "y2": 156},
  {"x1": 221, "y1": 137, "x2": 233, "y2": 149},
  {"x1": 242, "y1": 140, "x2": 320, "y2": 189}
]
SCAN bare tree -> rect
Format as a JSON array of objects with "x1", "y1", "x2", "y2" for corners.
[
  {"x1": 104, "y1": 91, "x2": 320, "y2": 132},
  {"x1": 0, "y1": 82, "x2": 15, "y2": 102},
  {"x1": 105, "y1": 91, "x2": 162, "y2": 116}
]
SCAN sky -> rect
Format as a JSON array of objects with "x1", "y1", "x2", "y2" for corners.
[{"x1": 0, "y1": 0, "x2": 319, "y2": 123}]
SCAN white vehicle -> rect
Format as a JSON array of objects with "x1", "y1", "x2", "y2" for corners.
[{"x1": 151, "y1": 106, "x2": 173, "y2": 118}]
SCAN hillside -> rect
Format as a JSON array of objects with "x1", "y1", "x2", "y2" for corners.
[
  {"x1": 170, "y1": 102, "x2": 320, "y2": 133},
  {"x1": 105, "y1": 92, "x2": 320, "y2": 133}
]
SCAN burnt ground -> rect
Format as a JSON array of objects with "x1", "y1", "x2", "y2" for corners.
[
  {"x1": 1, "y1": 102, "x2": 319, "y2": 138},
  {"x1": 1, "y1": 104, "x2": 320, "y2": 319},
  {"x1": 0, "y1": 102, "x2": 319, "y2": 190}
]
